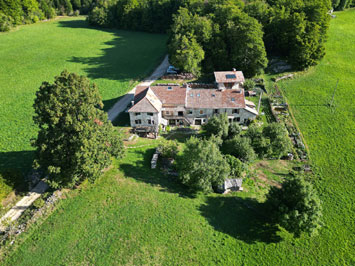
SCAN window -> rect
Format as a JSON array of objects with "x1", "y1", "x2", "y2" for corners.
[
  {"x1": 200, "y1": 110, "x2": 204, "y2": 114},
  {"x1": 236, "y1": 117, "x2": 240, "y2": 122},
  {"x1": 135, "y1": 119, "x2": 142, "y2": 124},
  {"x1": 165, "y1": 111, "x2": 170, "y2": 115},
  {"x1": 226, "y1": 74, "x2": 236, "y2": 79},
  {"x1": 188, "y1": 110, "x2": 193, "y2": 115},
  {"x1": 148, "y1": 112, "x2": 153, "y2": 116},
  {"x1": 214, "y1": 109, "x2": 219, "y2": 114},
  {"x1": 178, "y1": 111, "x2": 183, "y2": 116},
  {"x1": 135, "y1": 112, "x2": 141, "y2": 116},
  {"x1": 232, "y1": 109, "x2": 239, "y2": 114},
  {"x1": 211, "y1": 93, "x2": 216, "y2": 97},
  {"x1": 148, "y1": 120, "x2": 151, "y2": 125}
]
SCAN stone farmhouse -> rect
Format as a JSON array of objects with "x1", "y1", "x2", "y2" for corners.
[{"x1": 128, "y1": 70, "x2": 258, "y2": 134}]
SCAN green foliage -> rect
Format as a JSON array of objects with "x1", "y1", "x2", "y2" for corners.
[
  {"x1": 246, "y1": 124, "x2": 272, "y2": 158},
  {"x1": 168, "y1": 33, "x2": 205, "y2": 76},
  {"x1": 222, "y1": 136, "x2": 256, "y2": 162},
  {"x1": 264, "y1": 0, "x2": 331, "y2": 69},
  {"x1": 158, "y1": 140, "x2": 179, "y2": 159},
  {"x1": 228, "y1": 122, "x2": 242, "y2": 139},
  {"x1": 225, "y1": 154, "x2": 245, "y2": 178},
  {"x1": 266, "y1": 175, "x2": 323, "y2": 237},
  {"x1": 32, "y1": 71, "x2": 125, "y2": 188},
  {"x1": 178, "y1": 137, "x2": 230, "y2": 193},
  {"x1": 244, "y1": 79, "x2": 256, "y2": 91},
  {"x1": 263, "y1": 123, "x2": 292, "y2": 158},
  {"x1": 202, "y1": 113, "x2": 229, "y2": 139}
]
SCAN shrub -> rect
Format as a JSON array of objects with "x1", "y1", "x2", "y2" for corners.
[
  {"x1": 202, "y1": 113, "x2": 229, "y2": 139},
  {"x1": 244, "y1": 79, "x2": 256, "y2": 91},
  {"x1": 158, "y1": 140, "x2": 179, "y2": 159},
  {"x1": 246, "y1": 124, "x2": 272, "y2": 158},
  {"x1": 222, "y1": 136, "x2": 256, "y2": 162},
  {"x1": 0, "y1": 12, "x2": 13, "y2": 32},
  {"x1": 263, "y1": 122, "x2": 292, "y2": 158},
  {"x1": 225, "y1": 155, "x2": 245, "y2": 179}
]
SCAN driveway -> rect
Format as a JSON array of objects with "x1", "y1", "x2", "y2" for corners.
[{"x1": 107, "y1": 55, "x2": 169, "y2": 121}]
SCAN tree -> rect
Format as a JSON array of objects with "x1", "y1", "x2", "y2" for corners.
[
  {"x1": 168, "y1": 33, "x2": 205, "y2": 76},
  {"x1": 246, "y1": 124, "x2": 272, "y2": 158},
  {"x1": 263, "y1": 123, "x2": 292, "y2": 158},
  {"x1": 265, "y1": 175, "x2": 323, "y2": 237},
  {"x1": 222, "y1": 136, "x2": 256, "y2": 162},
  {"x1": 225, "y1": 154, "x2": 245, "y2": 179},
  {"x1": 158, "y1": 140, "x2": 179, "y2": 159},
  {"x1": 243, "y1": 79, "x2": 256, "y2": 91},
  {"x1": 178, "y1": 137, "x2": 230, "y2": 193},
  {"x1": 228, "y1": 122, "x2": 242, "y2": 139},
  {"x1": 202, "y1": 113, "x2": 229, "y2": 139},
  {"x1": 32, "y1": 71, "x2": 124, "y2": 188}
]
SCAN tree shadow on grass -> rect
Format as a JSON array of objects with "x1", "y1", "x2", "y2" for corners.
[
  {"x1": 0, "y1": 151, "x2": 34, "y2": 193},
  {"x1": 200, "y1": 196, "x2": 282, "y2": 244},
  {"x1": 119, "y1": 148, "x2": 194, "y2": 198}
]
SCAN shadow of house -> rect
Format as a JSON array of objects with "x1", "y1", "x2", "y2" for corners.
[
  {"x1": 199, "y1": 196, "x2": 281, "y2": 244},
  {"x1": 119, "y1": 148, "x2": 193, "y2": 198}
]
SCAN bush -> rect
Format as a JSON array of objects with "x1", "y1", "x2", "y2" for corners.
[
  {"x1": 158, "y1": 140, "x2": 179, "y2": 159},
  {"x1": 74, "y1": 10, "x2": 80, "y2": 16},
  {"x1": 225, "y1": 155, "x2": 245, "y2": 179},
  {"x1": 244, "y1": 79, "x2": 256, "y2": 91},
  {"x1": 263, "y1": 123, "x2": 292, "y2": 158},
  {"x1": 202, "y1": 113, "x2": 229, "y2": 139},
  {"x1": 246, "y1": 124, "x2": 272, "y2": 158},
  {"x1": 222, "y1": 136, "x2": 256, "y2": 162},
  {"x1": 0, "y1": 12, "x2": 13, "y2": 32},
  {"x1": 228, "y1": 122, "x2": 242, "y2": 139}
]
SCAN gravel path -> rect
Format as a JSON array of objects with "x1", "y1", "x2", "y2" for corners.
[
  {"x1": 107, "y1": 55, "x2": 169, "y2": 121},
  {"x1": 0, "y1": 181, "x2": 49, "y2": 231}
]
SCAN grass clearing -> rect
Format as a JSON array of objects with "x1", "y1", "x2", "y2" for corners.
[
  {"x1": 0, "y1": 17, "x2": 166, "y2": 194},
  {"x1": 1, "y1": 10, "x2": 355, "y2": 266}
]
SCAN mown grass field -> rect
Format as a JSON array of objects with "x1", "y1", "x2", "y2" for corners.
[
  {"x1": 0, "y1": 17, "x2": 166, "y2": 201},
  {"x1": 2, "y1": 10, "x2": 355, "y2": 266}
]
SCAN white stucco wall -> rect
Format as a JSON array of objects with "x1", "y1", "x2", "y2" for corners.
[{"x1": 129, "y1": 112, "x2": 160, "y2": 127}]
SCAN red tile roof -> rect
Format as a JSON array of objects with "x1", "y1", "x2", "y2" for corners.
[
  {"x1": 134, "y1": 85, "x2": 186, "y2": 106},
  {"x1": 214, "y1": 71, "x2": 245, "y2": 83},
  {"x1": 186, "y1": 89, "x2": 246, "y2": 109}
]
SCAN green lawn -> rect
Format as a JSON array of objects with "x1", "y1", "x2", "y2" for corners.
[
  {"x1": 0, "y1": 17, "x2": 166, "y2": 196},
  {"x1": 2, "y1": 10, "x2": 355, "y2": 266}
]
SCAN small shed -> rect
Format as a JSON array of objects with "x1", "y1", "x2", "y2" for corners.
[{"x1": 221, "y1": 178, "x2": 243, "y2": 193}]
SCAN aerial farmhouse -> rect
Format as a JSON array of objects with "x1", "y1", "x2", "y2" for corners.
[{"x1": 128, "y1": 70, "x2": 258, "y2": 134}]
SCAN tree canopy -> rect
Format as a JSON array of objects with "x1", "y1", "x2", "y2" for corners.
[
  {"x1": 32, "y1": 70, "x2": 124, "y2": 188},
  {"x1": 222, "y1": 136, "x2": 256, "y2": 162},
  {"x1": 266, "y1": 175, "x2": 323, "y2": 237},
  {"x1": 178, "y1": 137, "x2": 230, "y2": 193},
  {"x1": 202, "y1": 113, "x2": 229, "y2": 139}
]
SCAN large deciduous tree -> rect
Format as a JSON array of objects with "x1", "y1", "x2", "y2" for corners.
[
  {"x1": 32, "y1": 70, "x2": 124, "y2": 188},
  {"x1": 222, "y1": 136, "x2": 256, "y2": 162},
  {"x1": 202, "y1": 113, "x2": 229, "y2": 139},
  {"x1": 262, "y1": 122, "x2": 292, "y2": 159},
  {"x1": 178, "y1": 137, "x2": 230, "y2": 193},
  {"x1": 266, "y1": 175, "x2": 323, "y2": 237}
]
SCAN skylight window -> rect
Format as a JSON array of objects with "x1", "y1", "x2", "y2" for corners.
[
  {"x1": 231, "y1": 98, "x2": 235, "y2": 102},
  {"x1": 167, "y1": 86, "x2": 172, "y2": 90},
  {"x1": 190, "y1": 93, "x2": 193, "y2": 97},
  {"x1": 226, "y1": 74, "x2": 236, "y2": 79},
  {"x1": 212, "y1": 94, "x2": 216, "y2": 97},
  {"x1": 197, "y1": 93, "x2": 200, "y2": 97}
]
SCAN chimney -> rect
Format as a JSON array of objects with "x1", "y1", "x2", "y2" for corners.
[
  {"x1": 232, "y1": 68, "x2": 236, "y2": 71},
  {"x1": 131, "y1": 101, "x2": 134, "y2": 106}
]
